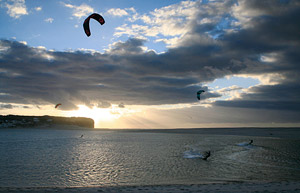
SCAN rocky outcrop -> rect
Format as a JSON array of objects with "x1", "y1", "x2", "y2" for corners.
[{"x1": 0, "y1": 115, "x2": 94, "y2": 129}]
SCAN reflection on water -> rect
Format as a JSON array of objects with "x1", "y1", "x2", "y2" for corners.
[{"x1": 0, "y1": 128, "x2": 300, "y2": 187}]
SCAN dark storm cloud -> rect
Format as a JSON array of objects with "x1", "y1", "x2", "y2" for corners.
[
  {"x1": 223, "y1": 8, "x2": 300, "y2": 56},
  {"x1": 0, "y1": 37, "x2": 220, "y2": 108},
  {"x1": 213, "y1": 0, "x2": 300, "y2": 111},
  {"x1": 0, "y1": 0, "x2": 299, "y2": 112},
  {"x1": 215, "y1": 100, "x2": 300, "y2": 111},
  {"x1": 215, "y1": 79, "x2": 300, "y2": 111}
]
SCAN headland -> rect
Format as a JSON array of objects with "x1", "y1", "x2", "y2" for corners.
[{"x1": 0, "y1": 115, "x2": 94, "y2": 129}]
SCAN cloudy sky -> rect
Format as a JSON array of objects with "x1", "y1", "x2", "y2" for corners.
[{"x1": 0, "y1": 0, "x2": 299, "y2": 128}]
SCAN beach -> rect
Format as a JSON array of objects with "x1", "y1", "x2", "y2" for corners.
[{"x1": 1, "y1": 182, "x2": 300, "y2": 192}]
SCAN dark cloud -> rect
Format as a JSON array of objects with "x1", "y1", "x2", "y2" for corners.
[
  {"x1": 215, "y1": 100, "x2": 300, "y2": 111},
  {"x1": 0, "y1": 0, "x2": 299, "y2": 114},
  {"x1": 0, "y1": 38, "x2": 218, "y2": 108},
  {"x1": 151, "y1": 105, "x2": 300, "y2": 125},
  {"x1": 215, "y1": 80, "x2": 300, "y2": 111},
  {"x1": 236, "y1": 0, "x2": 300, "y2": 17},
  {"x1": 0, "y1": 103, "x2": 30, "y2": 109},
  {"x1": 223, "y1": 9, "x2": 300, "y2": 56},
  {"x1": 213, "y1": 0, "x2": 300, "y2": 111},
  {"x1": 108, "y1": 38, "x2": 147, "y2": 55},
  {"x1": 0, "y1": 104, "x2": 13, "y2": 109}
]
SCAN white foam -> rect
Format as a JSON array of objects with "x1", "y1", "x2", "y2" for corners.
[
  {"x1": 183, "y1": 150, "x2": 204, "y2": 159},
  {"x1": 237, "y1": 142, "x2": 254, "y2": 149}
]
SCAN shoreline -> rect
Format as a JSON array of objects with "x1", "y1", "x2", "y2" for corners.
[{"x1": 1, "y1": 181, "x2": 300, "y2": 193}]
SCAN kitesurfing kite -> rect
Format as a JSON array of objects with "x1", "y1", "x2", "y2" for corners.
[
  {"x1": 197, "y1": 90, "x2": 205, "y2": 100},
  {"x1": 55, "y1": 103, "x2": 62, "y2": 108},
  {"x1": 83, "y1": 13, "x2": 105, "y2": 37}
]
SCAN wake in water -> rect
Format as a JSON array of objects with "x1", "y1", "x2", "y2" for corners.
[
  {"x1": 237, "y1": 140, "x2": 255, "y2": 149},
  {"x1": 183, "y1": 149, "x2": 206, "y2": 159}
]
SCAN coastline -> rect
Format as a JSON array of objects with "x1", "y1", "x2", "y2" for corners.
[
  {"x1": 1, "y1": 182, "x2": 300, "y2": 193},
  {"x1": 0, "y1": 115, "x2": 94, "y2": 129}
]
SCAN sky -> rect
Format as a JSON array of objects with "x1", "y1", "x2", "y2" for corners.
[{"x1": 0, "y1": 0, "x2": 300, "y2": 128}]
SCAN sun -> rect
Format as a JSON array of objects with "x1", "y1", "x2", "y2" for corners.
[
  {"x1": 65, "y1": 104, "x2": 142, "y2": 128},
  {"x1": 66, "y1": 105, "x2": 118, "y2": 125}
]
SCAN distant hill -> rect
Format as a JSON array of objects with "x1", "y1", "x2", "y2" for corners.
[{"x1": 0, "y1": 115, "x2": 94, "y2": 129}]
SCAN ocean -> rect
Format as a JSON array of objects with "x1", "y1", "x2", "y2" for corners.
[{"x1": 0, "y1": 127, "x2": 300, "y2": 188}]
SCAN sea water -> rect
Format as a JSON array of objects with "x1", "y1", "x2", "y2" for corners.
[{"x1": 0, "y1": 128, "x2": 300, "y2": 187}]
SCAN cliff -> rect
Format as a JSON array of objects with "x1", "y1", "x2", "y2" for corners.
[{"x1": 0, "y1": 115, "x2": 94, "y2": 129}]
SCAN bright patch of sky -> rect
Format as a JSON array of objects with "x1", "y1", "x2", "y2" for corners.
[
  {"x1": 207, "y1": 76, "x2": 260, "y2": 90},
  {"x1": 207, "y1": 15, "x2": 239, "y2": 39},
  {"x1": 206, "y1": 75, "x2": 260, "y2": 100}
]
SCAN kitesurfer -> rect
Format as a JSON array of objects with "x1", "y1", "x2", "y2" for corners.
[
  {"x1": 202, "y1": 151, "x2": 211, "y2": 160},
  {"x1": 249, "y1": 140, "x2": 253, "y2": 145}
]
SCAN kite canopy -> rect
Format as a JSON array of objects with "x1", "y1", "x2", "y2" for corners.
[
  {"x1": 55, "y1": 103, "x2": 62, "y2": 108},
  {"x1": 83, "y1": 13, "x2": 105, "y2": 37},
  {"x1": 197, "y1": 90, "x2": 205, "y2": 100}
]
